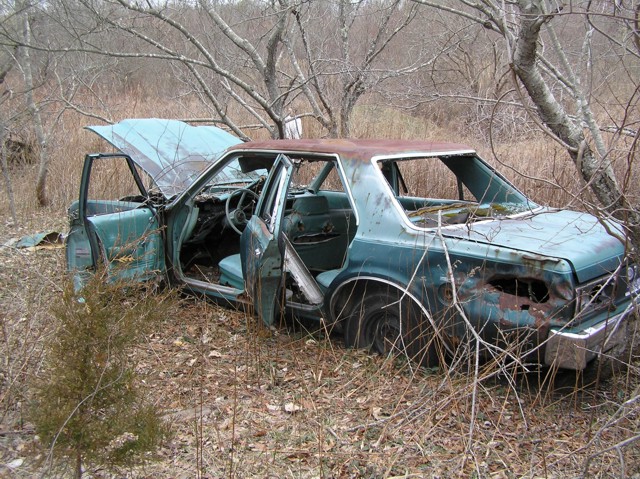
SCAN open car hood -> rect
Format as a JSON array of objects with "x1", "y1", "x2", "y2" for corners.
[{"x1": 87, "y1": 119, "x2": 242, "y2": 198}]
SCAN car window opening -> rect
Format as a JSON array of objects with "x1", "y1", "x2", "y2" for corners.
[
  {"x1": 178, "y1": 155, "x2": 356, "y2": 304},
  {"x1": 379, "y1": 155, "x2": 533, "y2": 228}
]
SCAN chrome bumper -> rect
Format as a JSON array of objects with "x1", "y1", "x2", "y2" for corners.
[{"x1": 544, "y1": 308, "x2": 631, "y2": 370}]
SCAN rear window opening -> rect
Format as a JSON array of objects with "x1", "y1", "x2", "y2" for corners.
[{"x1": 376, "y1": 155, "x2": 533, "y2": 228}]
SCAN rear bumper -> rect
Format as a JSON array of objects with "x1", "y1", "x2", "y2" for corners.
[{"x1": 544, "y1": 307, "x2": 632, "y2": 370}]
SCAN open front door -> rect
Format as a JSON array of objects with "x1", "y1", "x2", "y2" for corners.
[
  {"x1": 66, "y1": 154, "x2": 165, "y2": 287},
  {"x1": 241, "y1": 154, "x2": 294, "y2": 325}
]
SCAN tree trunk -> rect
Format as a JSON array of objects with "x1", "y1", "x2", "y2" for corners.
[
  {"x1": 75, "y1": 449, "x2": 82, "y2": 478},
  {"x1": 20, "y1": 2, "x2": 49, "y2": 207},
  {"x1": 0, "y1": 44, "x2": 18, "y2": 222},
  {"x1": 512, "y1": 0, "x2": 638, "y2": 234},
  {"x1": 0, "y1": 125, "x2": 18, "y2": 224}
]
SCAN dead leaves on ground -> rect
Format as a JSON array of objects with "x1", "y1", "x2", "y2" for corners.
[
  {"x1": 129, "y1": 299, "x2": 640, "y2": 478},
  {"x1": 1, "y1": 216, "x2": 639, "y2": 477}
]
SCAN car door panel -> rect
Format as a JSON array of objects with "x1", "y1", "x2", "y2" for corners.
[
  {"x1": 87, "y1": 208, "x2": 164, "y2": 281},
  {"x1": 66, "y1": 153, "x2": 165, "y2": 286},
  {"x1": 241, "y1": 155, "x2": 293, "y2": 325}
]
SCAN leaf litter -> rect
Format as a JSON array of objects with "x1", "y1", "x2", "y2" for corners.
[{"x1": 0, "y1": 213, "x2": 639, "y2": 477}]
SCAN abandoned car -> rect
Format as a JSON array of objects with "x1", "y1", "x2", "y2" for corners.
[{"x1": 66, "y1": 119, "x2": 639, "y2": 370}]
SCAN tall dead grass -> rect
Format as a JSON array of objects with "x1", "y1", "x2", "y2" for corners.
[{"x1": 1, "y1": 92, "x2": 638, "y2": 219}]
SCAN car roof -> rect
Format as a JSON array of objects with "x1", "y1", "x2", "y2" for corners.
[{"x1": 227, "y1": 138, "x2": 475, "y2": 161}]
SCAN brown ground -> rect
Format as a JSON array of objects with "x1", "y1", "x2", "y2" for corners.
[{"x1": 1, "y1": 210, "x2": 639, "y2": 478}]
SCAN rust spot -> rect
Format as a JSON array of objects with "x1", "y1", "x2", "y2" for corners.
[
  {"x1": 489, "y1": 277, "x2": 549, "y2": 303},
  {"x1": 522, "y1": 253, "x2": 562, "y2": 264},
  {"x1": 227, "y1": 139, "x2": 474, "y2": 163}
]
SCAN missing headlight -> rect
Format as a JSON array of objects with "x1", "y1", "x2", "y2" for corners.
[
  {"x1": 575, "y1": 275, "x2": 617, "y2": 314},
  {"x1": 489, "y1": 277, "x2": 550, "y2": 303}
]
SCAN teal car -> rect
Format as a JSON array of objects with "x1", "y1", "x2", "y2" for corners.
[{"x1": 66, "y1": 119, "x2": 638, "y2": 370}]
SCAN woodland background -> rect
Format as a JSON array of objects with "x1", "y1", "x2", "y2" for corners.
[{"x1": 0, "y1": 1, "x2": 639, "y2": 477}]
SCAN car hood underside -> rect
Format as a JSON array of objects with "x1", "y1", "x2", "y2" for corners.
[{"x1": 87, "y1": 118, "x2": 242, "y2": 198}]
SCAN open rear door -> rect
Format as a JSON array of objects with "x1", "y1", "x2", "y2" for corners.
[{"x1": 241, "y1": 154, "x2": 294, "y2": 325}]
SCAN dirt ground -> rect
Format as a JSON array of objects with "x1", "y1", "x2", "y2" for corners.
[{"x1": 1, "y1": 211, "x2": 639, "y2": 478}]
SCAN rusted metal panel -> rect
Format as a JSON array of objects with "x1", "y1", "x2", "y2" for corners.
[
  {"x1": 227, "y1": 138, "x2": 475, "y2": 162},
  {"x1": 443, "y1": 209, "x2": 625, "y2": 283}
]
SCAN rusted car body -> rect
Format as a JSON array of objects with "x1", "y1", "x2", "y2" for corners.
[{"x1": 66, "y1": 119, "x2": 638, "y2": 370}]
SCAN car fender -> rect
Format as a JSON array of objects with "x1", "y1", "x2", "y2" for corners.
[{"x1": 327, "y1": 274, "x2": 452, "y2": 351}]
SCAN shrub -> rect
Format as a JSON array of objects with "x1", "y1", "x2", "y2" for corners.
[{"x1": 31, "y1": 271, "x2": 173, "y2": 478}]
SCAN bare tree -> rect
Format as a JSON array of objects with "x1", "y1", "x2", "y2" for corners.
[
  {"x1": 0, "y1": 44, "x2": 17, "y2": 222},
  {"x1": 0, "y1": 0, "x2": 54, "y2": 208},
  {"x1": 413, "y1": 0, "x2": 640, "y2": 243},
  {"x1": 287, "y1": 0, "x2": 428, "y2": 136},
  {"x1": 19, "y1": 0, "x2": 433, "y2": 139},
  {"x1": 18, "y1": 0, "x2": 49, "y2": 206},
  {"x1": 0, "y1": 3, "x2": 24, "y2": 219}
]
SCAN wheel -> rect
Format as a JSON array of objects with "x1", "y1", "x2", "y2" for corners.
[
  {"x1": 225, "y1": 188, "x2": 259, "y2": 235},
  {"x1": 343, "y1": 289, "x2": 439, "y2": 367}
]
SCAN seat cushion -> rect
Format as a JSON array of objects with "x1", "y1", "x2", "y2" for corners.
[
  {"x1": 218, "y1": 254, "x2": 244, "y2": 290},
  {"x1": 292, "y1": 196, "x2": 329, "y2": 215}
]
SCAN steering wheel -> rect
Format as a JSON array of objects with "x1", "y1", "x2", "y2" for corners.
[{"x1": 225, "y1": 188, "x2": 260, "y2": 234}]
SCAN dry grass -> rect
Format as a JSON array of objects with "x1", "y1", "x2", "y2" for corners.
[
  {"x1": 1, "y1": 94, "x2": 639, "y2": 477},
  {"x1": 1, "y1": 235, "x2": 638, "y2": 477},
  {"x1": 1, "y1": 92, "x2": 638, "y2": 215}
]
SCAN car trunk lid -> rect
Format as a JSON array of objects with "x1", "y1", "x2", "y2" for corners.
[{"x1": 444, "y1": 208, "x2": 625, "y2": 283}]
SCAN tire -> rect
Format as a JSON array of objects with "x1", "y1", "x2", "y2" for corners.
[{"x1": 343, "y1": 288, "x2": 439, "y2": 367}]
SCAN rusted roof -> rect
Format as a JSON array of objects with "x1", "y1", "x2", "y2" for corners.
[{"x1": 227, "y1": 138, "x2": 475, "y2": 161}]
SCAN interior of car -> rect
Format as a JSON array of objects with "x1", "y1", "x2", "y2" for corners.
[
  {"x1": 176, "y1": 152, "x2": 531, "y2": 302},
  {"x1": 178, "y1": 154, "x2": 357, "y2": 302}
]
